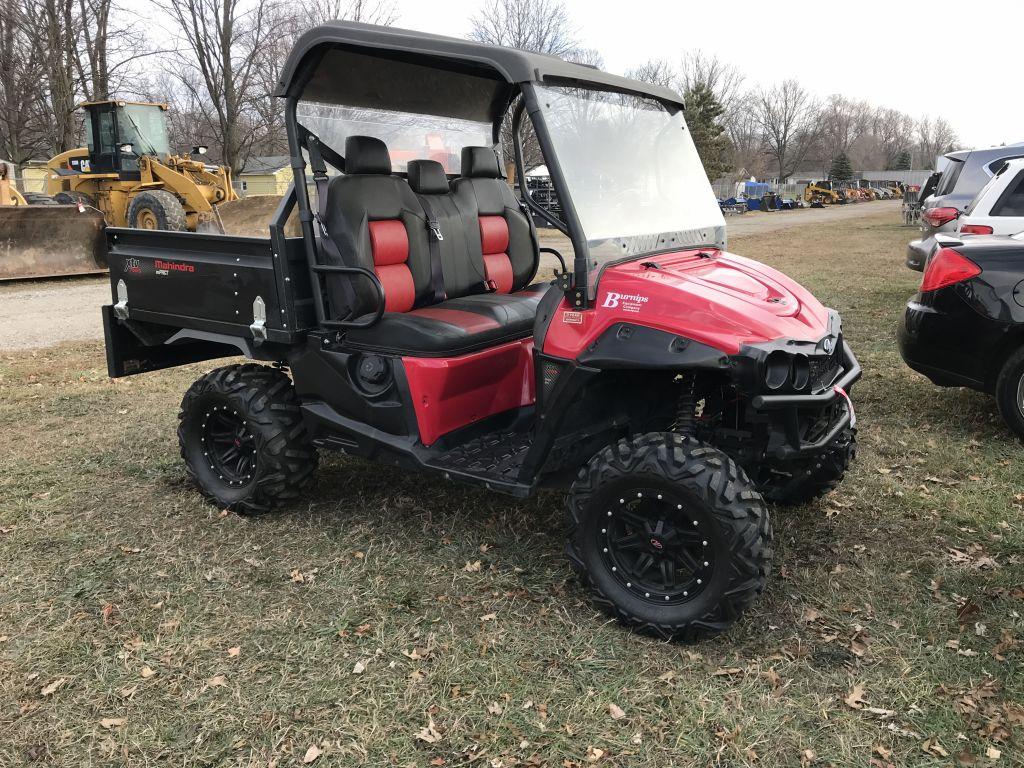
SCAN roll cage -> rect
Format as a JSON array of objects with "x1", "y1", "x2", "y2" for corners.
[{"x1": 273, "y1": 20, "x2": 687, "y2": 325}]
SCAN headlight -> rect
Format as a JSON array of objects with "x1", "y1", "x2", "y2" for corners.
[{"x1": 764, "y1": 350, "x2": 791, "y2": 390}]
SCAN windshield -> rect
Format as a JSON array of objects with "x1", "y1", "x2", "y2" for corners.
[
  {"x1": 118, "y1": 104, "x2": 171, "y2": 157},
  {"x1": 297, "y1": 103, "x2": 491, "y2": 174},
  {"x1": 533, "y1": 84, "x2": 725, "y2": 268}
]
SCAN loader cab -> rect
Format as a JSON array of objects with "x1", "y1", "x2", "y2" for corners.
[{"x1": 80, "y1": 101, "x2": 171, "y2": 178}]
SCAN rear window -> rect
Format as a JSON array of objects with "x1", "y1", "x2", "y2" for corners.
[
  {"x1": 991, "y1": 170, "x2": 1024, "y2": 217},
  {"x1": 935, "y1": 159, "x2": 964, "y2": 196},
  {"x1": 296, "y1": 103, "x2": 492, "y2": 174}
]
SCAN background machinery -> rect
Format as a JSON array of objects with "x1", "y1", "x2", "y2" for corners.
[{"x1": 44, "y1": 101, "x2": 238, "y2": 232}]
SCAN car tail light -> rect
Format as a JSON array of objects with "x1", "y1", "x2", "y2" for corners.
[
  {"x1": 959, "y1": 224, "x2": 994, "y2": 235},
  {"x1": 920, "y1": 247, "x2": 981, "y2": 292},
  {"x1": 923, "y1": 207, "x2": 960, "y2": 228}
]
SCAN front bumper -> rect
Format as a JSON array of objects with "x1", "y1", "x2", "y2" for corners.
[{"x1": 749, "y1": 341, "x2": 862, "y2": 459}]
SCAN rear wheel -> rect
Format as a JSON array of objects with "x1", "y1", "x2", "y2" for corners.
[
  {"x1": 566, "y1": 433, "x2": 772, "y2": 642},
  {"x1": 178, "y1": 364, "x2": 317, "y2": 514},
  {"x1": 23, "y1": 192, "x2": 58, "y2": 205},
  {"x1": 127, "y1": 189, "x2": 187, "y2": 231},
  {"x1": 53, "y1": 190, "x2": 97, "y2": 208},
  {"x1": 995, "y1": 347, "x2": 1024, "y2": 440}
]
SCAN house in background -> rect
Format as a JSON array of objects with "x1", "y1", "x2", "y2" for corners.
[{"x1": 237, "y1": 155, "x2": 292, "y2": 197}]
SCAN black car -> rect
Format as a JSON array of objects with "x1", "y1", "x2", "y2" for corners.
[{"x1": 899, "y1": 233, "x2": 1024, "y2": 437}]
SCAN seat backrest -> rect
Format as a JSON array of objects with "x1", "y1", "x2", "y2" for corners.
[
  {"x1": 452, "y1": 147, "x2": 539, "y2": 293},
  {"x1": 407, "y1": 159, "x2": 488, "y2": 300},
  {"x1": 323, "y1": 136, "x2": 430, "y2": 316}
]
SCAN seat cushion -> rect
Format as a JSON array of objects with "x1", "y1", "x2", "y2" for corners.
[{"x1": 345, "y1": 283, "x2": 551, "y2": 357}]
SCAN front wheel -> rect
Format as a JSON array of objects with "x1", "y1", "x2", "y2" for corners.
[
  {"x1": 127, "y1": 189, "x2": 187, "y2": 231},
  {"x1": 178, "y1": 364, "x2": 317, "y2": 514},
  {"x1": 566, "y1": 433, "x2": 772, "y2": 642}
]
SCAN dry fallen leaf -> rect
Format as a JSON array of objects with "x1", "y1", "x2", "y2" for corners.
[
  {"x1": 402, "y1": 647, "x2": 429, "y2": 660},
  {"x1": 464, "y1": 560, "x2": 482, "y2": 572},
  {"x1": 227, "y1": 646, "x2": 241, "y2": 658},
  {"x1": 986, "y1": 746, "x2": 1001, "y2": 760},
  {"x1": 415, "y1": 716, "x2": 443, "y2": 744},
  {"x1": 140, "y1": 666, "x2": 156, "y2": 679},
  {"x1": 206, "y1": 674, "x2": 227, "y2": 688},
  {"x1": 302, "y1": 745, "x2": 322, "y2": 764},
  {"x1": 608, "y1": 703, "x2": 626, "y2": 720},
  {"x1": 479, "y1": 612, "x2": 497, "y2": 622},
  {"x1": 587, "y1": 746, "x2": 605, "y2": 762},
  {"x1": 40, "y1": 678, "x2": 68, "y2": 697},
  {"x1": 487, "y1": 701, "x2": 503, "y2": 715},
  {"x1": 352, "y1": 660, "x2": 367, "y2": 675},
  {"x1": 712, "y1": 667, "x2": 743, "y2": 677},
  {"x1": 922, "y1": 737, "x2": 949, "y2": 758},
  {"x1": 844, "y1": 683, "x2": 867, "y2": 710},
  {"x1": 100, "y1": 717, "x2": 127, "y2": 729}
]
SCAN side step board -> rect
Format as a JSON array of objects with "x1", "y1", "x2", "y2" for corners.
[{"x1": 301, "y1": 401, "x2": 535, "y2": 498}]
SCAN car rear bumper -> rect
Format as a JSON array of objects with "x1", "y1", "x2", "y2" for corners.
[
  {"x1": 897, "y1": 298, "x2": 991, "y2": 390},
  {"x1": 750, "y1": 342, "x2": 862, "y2": 459}
]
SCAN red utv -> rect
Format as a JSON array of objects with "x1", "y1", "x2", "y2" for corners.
[{"x1": 101, "y1": 22, "x2": 860, "y2": 640}]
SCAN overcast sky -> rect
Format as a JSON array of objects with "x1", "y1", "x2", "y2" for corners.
[{"x1": 394, "y1": 0, "x2": 1022, "y2": 150}]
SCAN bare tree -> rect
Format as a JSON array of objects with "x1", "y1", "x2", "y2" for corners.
[
  {"x1": 301, "y1": 0, "x2": 398, "y2": 26},
  {"x1": 470, "y1": 0, "x2": 579, "y2": 57},
  {"x1": 627, "y1": 58, "x2": 676, "y2": 90},
  {"x1": 159, "y1": 0, "x2": 286, "y2": 173},
  {"x1": 0, "y1": 0, "x2": 50, "y2": 165},
  {"x1": 754, "y1": 79, "x2": 817, "y2": 181},
  {"x1": 469, "y1": 0, "x2": 582, "y2": 175},
  {"x1": 39, "y1": 0, "x2": 80, "y2": 153},
  {"x1": 917, "y1": 115, "x2": 959, "y2": 166}
]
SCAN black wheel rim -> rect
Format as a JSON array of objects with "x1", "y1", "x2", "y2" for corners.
[
  {"x1": 600, "y1": 488, "x2": 714, "y2": 604},
  {"x1": 201, "y1": 404, "x2": 257, "y2": 486}
]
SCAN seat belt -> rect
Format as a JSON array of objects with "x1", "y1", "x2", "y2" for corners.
[
  {"x1": 416, "y1": 195, "x2": 447, "y2": 304},
  {"x1": 305, "y1": 135, "x2": 359, "y2": 319}
]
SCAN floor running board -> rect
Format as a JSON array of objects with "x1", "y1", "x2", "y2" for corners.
[{"x1": 427, "y1": 430, "x2": 533, "y2": 488}]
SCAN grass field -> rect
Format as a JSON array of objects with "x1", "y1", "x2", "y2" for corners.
[{"x1": 1, "y1": 209, "x2": 1021, "y2": 767}]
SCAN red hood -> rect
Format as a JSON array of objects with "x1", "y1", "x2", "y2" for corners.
[{"x1": 542, "y1": 249, "x2": 831, "y2": 358}]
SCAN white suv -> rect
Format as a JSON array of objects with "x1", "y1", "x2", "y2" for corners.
[{"x1": 956, "y1": 157, "x2": 1024, "y2": 236}]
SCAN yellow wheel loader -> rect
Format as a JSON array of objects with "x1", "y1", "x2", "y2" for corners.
[
  {"x1": 804, "y1": 180, "x2": 842, "y2": 207},
  {"x1": 0, "y1": 161, "x2": 27, "y2": 206},
  {"x1": 44, "y1": 101, "x2": 238, "y2": 232}
]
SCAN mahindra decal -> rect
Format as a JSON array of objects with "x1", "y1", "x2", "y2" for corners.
[
  {"x1": 601, "y1": 291, "x2": 649, "y2": 314},
  {"x1": 154, "y1": 259, "x2": 196, "y2": 276}
]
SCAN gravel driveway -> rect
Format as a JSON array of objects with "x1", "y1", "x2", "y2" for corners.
[{"x1": 0, "y1": 201, "x2": 900, "y2": 352}]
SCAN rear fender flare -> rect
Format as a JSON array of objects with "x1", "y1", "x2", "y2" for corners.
[{"x1": 165, "y1": 329, "x2": 257, "y2": 359}]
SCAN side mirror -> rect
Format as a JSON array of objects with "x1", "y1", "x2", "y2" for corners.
[
  {"x1": 192, "y1": 145, "x2": 208, "y2": 156},
  {"x1": 119, "y1": 143, "x2": 134, "y2": 154}
]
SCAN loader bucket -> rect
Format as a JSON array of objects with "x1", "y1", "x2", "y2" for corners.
[
  {"x1": 0, "y1": 205, "x2": 106, "y2": 281},
  {"x1": 216, "y1": 195, "x2": 300, "y2": 237}
]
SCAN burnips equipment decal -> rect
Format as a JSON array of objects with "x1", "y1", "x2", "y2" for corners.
[
  {"x1": 124, "y1": 257, "x2": 142, "y2": 275},
  {"x1": 601, "y1": 291, "x2": 649, "y2": 314}
]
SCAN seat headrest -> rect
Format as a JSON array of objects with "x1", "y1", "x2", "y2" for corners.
[
  {"x1": 407, "y1": 160, "x2": 449, "y2": 194},
  {"x1": 345, "y1": 135, "x2": 391, "y2": 175},
  {"x1": 461, "y1": 147, "x2": 501, "y2": 179}
]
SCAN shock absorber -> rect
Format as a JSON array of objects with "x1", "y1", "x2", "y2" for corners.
[{"x1": 673, "y1": 374, "x2": 699, "y2": 435}]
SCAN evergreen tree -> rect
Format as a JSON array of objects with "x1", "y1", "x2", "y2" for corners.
[
  {"x1": 829, "y1": 152, "x2": 853, "y2": 181},
  {"x1": 891, "y1": 150, "x2": 912, "y2": 170},
  {"x1": 683, "y1": 83, "x2": 732, "y2": 180}
]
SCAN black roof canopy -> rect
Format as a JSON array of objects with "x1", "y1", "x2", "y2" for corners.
[{"x1": 275, "y1": 20, "x2": 684, "y2": 123}]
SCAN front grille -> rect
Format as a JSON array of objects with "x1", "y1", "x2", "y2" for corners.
[{"x1": 809, "y1": 342, "x2": 843, "y2": 392}]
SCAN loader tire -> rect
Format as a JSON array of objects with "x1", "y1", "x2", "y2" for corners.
[
  {"x1": 53, "y1": 191, "x2": 97, "y2": 208},
  {"x1": 566, "y1": 432, "x2": 772, "y2": 642},
  {"x1": 22, "y1": 193, "x2": 58, "y2": 205},
  {"x1": 128, "y1": 189, "x2": 187, "y2": 231},
  {"x1": 178, "y1": 364, "x2": 318, "y2": 515}
]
